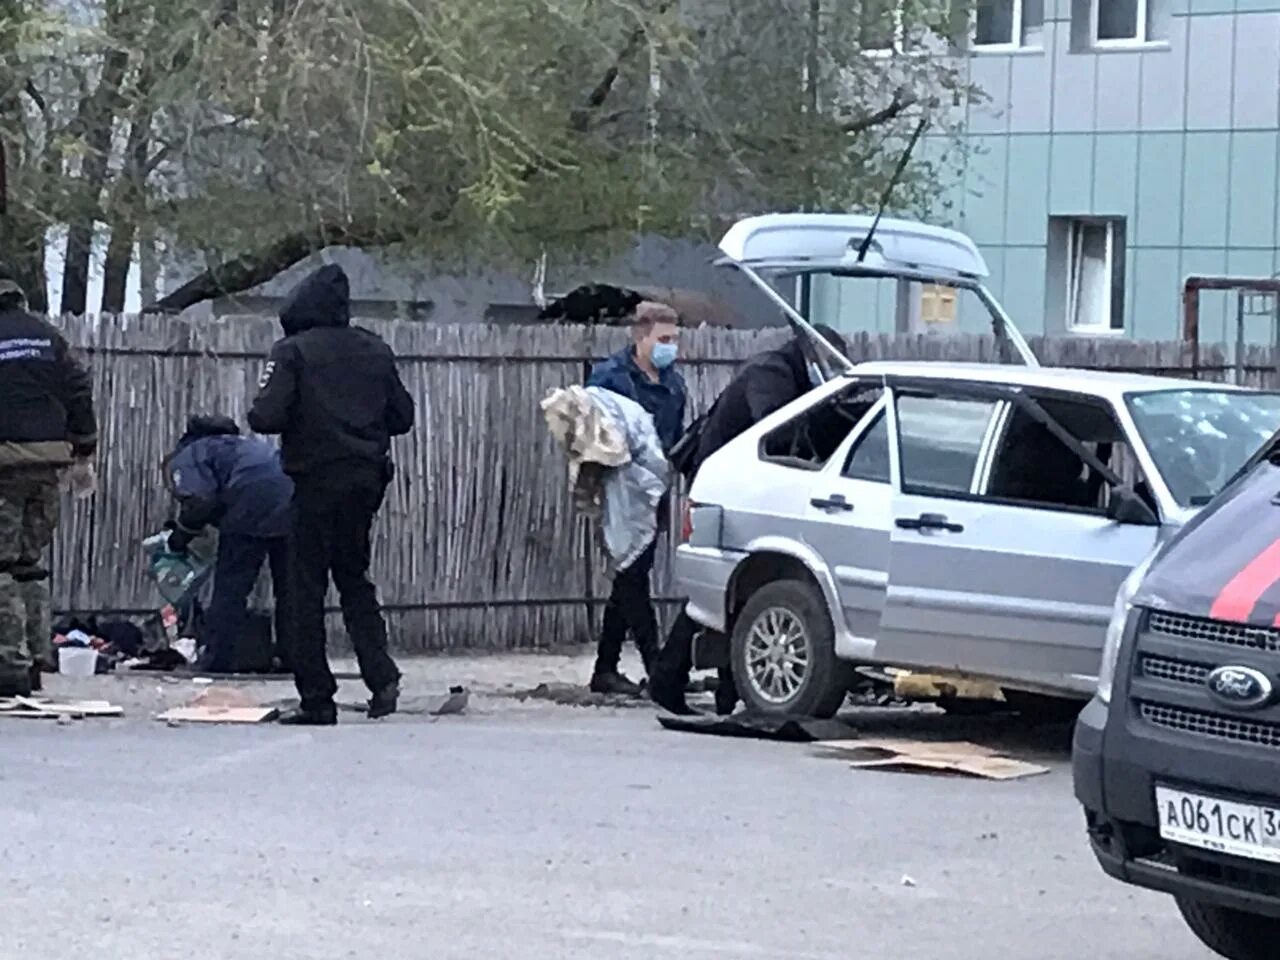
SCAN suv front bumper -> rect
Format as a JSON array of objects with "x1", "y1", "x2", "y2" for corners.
[{"x1": 1074, "y1": 696, "x2": 1280, "y2": 918}]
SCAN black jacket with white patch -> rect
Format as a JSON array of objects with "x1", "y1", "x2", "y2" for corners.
[
  {"x1": 247, "y1": 265, "x2": 415, "y2": 479},
  {"x1": 0, "y1": 305, "x2": 97, "y2": 468}
]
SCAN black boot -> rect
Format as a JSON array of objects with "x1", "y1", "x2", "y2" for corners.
[
  {"x1": 0, "y1": 671, "x2": 32, "y2": 698},
  {"x1": 649, "y1": 672, "x2": 699, "y2": 716},
  {"x1": 278, "y1": 704, "x2": 337, "y2": 726},
  {"x1": 367, "y1": 681, "x2": 399, "y2": 719},
  {"x1": 714, "y1": 668, "x2": 739, "y2": 716},
  {"x1": 589, "y1": 671, "x2": 642, "y2": 696},
  {"x1": 28, "y1": 663, "x2": 42, "y2": 693}
]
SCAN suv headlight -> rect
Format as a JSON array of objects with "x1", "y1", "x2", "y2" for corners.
[{"x1": 1097, "y1": 555, "x2": 1154, "y2": 704}]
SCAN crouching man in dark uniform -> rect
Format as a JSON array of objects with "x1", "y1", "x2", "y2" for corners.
[
  {"x1": 249, "y1": 264, "x2": 415, "y2": 725},
  {"x1": 0, "y1": 272, "x2": 97, "y2": 696},
  {"x1": 165, "y1": 415, "x2": 294, "y2": 673},
  {"x1": 650, "y1": 324, "x2": 847, "y2": 716}
]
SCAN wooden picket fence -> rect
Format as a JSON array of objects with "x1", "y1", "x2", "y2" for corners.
[{"x1": 47, "y1": 314, "x2": 1280, "y2": 652}]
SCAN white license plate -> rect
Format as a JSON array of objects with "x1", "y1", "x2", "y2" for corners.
[{"x1": 1156, "y1": 786, "x2": 1280, "y2": 863}]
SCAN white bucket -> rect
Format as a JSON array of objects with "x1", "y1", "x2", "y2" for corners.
[{"x1": 58, "y1": 647, "x2": 98, "y2": 678}]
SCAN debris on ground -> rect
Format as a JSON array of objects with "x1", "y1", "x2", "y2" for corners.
[
  {"x1": 891, "y1": 671, "x2": 1006, "y2": 705},
  {"x1": 332, "y1": 685, "x2": 471, "y2": 717},
  {"x1": 508, "y1": 682, "x2": 652, "y2": 709},
  {"x1": 815, "y1": 738, "x2": 1049, "y2": 781},
  {"x1": 657, "y1": 712, "x2": 854, "y2": 742},
  {"x1": 427, "y1": 686, "x2": 469, "y2": 716},
  {"x1": 156, "y1": 686, "x2": 278, "y2": 724},
  {"x1": 0, "y1": 696, "x2": 123, "y2": 719}
]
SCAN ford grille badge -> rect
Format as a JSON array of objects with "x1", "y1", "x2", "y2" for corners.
[{"x1": 1206, "y1": 665, "x2": 1275, "y2": 711}]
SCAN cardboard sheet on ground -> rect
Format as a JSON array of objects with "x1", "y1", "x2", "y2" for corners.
[
  {"x1": 815, "y1": 738, "x2": 1049, "y2": 781},
  {"x1": 157, "y1": 686, "x2": 278, "y2": 724},
  {"x1": 0, "y1": 696, "x2": 123, "y2": 719},
  {"x1": 658, "y1": 712, "x2": 854, "y2": 743}
]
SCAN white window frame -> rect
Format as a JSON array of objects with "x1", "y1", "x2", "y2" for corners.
[
  {"x1": 1092, "y1": 0, "x2": 1149, "y2": 49},
  {"x1": 972, "y1": 0, "x2": 1024, "y2": 52},
  {"x1": 861, "y1": 0, "x2": 907, "y2": 56},
  {"x1": 1064, "y1": 219, "x2": 1122, "y2": 335}
]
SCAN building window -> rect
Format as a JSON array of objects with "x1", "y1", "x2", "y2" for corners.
[
  {"x1": 1094, "y1": 0, "x2": 1149, "y2": 45},
  {"x1": 1054, "y1": 218, "x2": 1125, "y2": 334},
  {"x1": 860, "y1": 0, "x2": 906, "y2": 54},
  {"x1": 974, "y1": 0, "x2": 1045, "y2": 50},
  {"x1": 920, "y1": 284, "x2": 958, "y2": 325}
]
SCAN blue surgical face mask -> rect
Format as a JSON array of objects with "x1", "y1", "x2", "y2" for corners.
[{"x1": 651, "y1": 342, "x2": 679, "y2": 369}]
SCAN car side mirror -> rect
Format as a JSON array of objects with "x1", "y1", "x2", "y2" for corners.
[{"x1": 1107, "y1": 488, "x2": 1159, "y2": 526}]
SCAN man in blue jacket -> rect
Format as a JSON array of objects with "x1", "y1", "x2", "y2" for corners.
[
  {"x1": 586, "y1": 301, "x2": 686, "y2": 695},
  {"x1": 166, "y1": 415, "x2": 294, "y2": 674}
]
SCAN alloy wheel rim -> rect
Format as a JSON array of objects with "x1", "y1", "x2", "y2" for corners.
[{"x1": 744, "y1": 606, "x2": 810, "y2": 705}]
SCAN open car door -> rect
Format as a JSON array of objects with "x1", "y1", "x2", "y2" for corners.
[{"x1": 874, "y1": 379, "x2": 1161, "y2": 695}]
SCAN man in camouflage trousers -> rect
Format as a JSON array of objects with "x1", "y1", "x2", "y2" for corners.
[{"x1": 0, "y1": 270, "x2": 97, "y2": 696}]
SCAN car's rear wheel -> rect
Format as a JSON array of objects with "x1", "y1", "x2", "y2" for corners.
[
  {"x1": 1176, "y1": 897, "x2": 1280, "y2": 960},
  {"x1": 731, "y1": 579, "x2": 852, "y2": 718}
]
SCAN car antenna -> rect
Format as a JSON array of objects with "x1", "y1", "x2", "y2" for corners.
[{"x1": 856, "y1": 116, "x2": 929, "y2": 264}]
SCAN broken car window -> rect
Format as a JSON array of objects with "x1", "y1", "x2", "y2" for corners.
[
  {"x1": 985, "y1": 397, "x2": 1148, "y2": 513},
  {"x1": 1127, "y1": 390, "x2": 1280, "y2": 508},
  {"x1": 762, "y1": 385, "x2": 883, "y2": 469}
]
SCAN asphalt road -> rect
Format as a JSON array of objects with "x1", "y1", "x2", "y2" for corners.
[{"x1": 2, "y1": 690, "x2": 1206, "y2": 960}]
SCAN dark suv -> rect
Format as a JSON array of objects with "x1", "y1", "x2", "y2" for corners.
[{"x1": 1073, "y1": 444, "x2": 1280, "y2": 960}]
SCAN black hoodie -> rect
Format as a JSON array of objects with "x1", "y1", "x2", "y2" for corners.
[
  {"x1": 690, "y1": 328, "x2": 846, "y2": 477},
  {"x1": 247, "y1": 265, "x2": 415, "y2": 478}
]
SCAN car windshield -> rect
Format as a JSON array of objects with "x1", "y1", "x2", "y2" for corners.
[{"x1": 1127, "y1": 390, "x2": 1280, "y2": 507}]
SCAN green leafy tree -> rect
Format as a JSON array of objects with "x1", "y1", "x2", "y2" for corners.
[{"x1": 1, "y1": 0, "x2": 979, "y2": 315}]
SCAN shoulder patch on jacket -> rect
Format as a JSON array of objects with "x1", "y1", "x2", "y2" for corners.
[{"x1": 258, "y1": 361, "x2": 276, "y2": 389}]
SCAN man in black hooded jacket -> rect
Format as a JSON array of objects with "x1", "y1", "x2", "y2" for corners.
[
  {"x1": 248, "y1": 264, "x2": 415, "y2": 725},
  {"x1": 650, "y1": 324, "x2": 847, "y2": 716}
]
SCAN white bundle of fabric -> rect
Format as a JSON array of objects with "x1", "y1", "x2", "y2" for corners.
[{"x1": 541, "y1": 385, "x2": 669, "y2": 572}]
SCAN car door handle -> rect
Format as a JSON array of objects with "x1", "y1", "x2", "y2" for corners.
[
  {"x1": 810, "y1": 494, "x2": 854, "y2": 512},
  {"x1": 895, "y1": 513, "x2": 964, "y2": 533}
]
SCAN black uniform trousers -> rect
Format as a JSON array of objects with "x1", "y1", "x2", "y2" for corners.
[
  {"x1": 651, "y1": 609, "x2": 739, "y2": 713},
  {"x1": 289, "y1": 467, "x2": 400, "y2": 710},
  {"x1": 595, "y1": 539, "x2": 659, "y2": 678},
  {"x1": 201, "y1": 533, "x2": 292, "y2": 674}
]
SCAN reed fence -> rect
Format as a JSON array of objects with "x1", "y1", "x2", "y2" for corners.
[{"x1": 47, "y1": 314, "x2": 1280, "y2": 653}]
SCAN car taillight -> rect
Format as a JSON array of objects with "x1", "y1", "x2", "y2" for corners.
[{"x1": 681, "y1": 499, "x2": 695, "y2": 543}]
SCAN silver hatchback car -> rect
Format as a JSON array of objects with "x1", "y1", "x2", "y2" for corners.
[{"x1": 677, "y1": 364, "x2": 1280, "y2": 718}]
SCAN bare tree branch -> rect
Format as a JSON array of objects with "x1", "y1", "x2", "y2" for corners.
[
  {"x1": 144, "y1": 218, "x2": 407, "y2": 313},
  {"x1": 838, "y1": 91, "x2": 919, "y2": 135}
]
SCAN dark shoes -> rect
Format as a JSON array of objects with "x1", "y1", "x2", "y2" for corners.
[
  {"x1": 649, "y1": 674, "x2": 700, "y2": 716},
  {"x1": 278, "y1": 705, "x2": 338, "y2": 726},
  {"x1": 367, "y1": 681, "x2": 399, "y2": 720},
  {"x1": 589, "y1": 671, "x2": 643, "y2": 697},
  {"x1": 714, "y1": 683, "x2": 739, "y2": 716},
  {"x1": 0, "y1": 671, "x2": 32, "y2": 698},
  {"x1": 278, "y1": 680, "x2": 398, "y2": 725}
]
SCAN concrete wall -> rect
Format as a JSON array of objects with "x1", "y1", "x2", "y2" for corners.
[{"x1": 815, "y1": 0, "x2": 1280, "y2": 344}]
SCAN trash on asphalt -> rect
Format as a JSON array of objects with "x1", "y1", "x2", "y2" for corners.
[
  {"x1": 428, "y1": 686, "x2": 469, "y2": 716},
  {"x1": 815, "y1": 738, "x2": 1049, "y2": 781},
  {"x1": 0, "y1": 696, "x2": 123, "y2": 720},
  {"x1": 512, "y1": 682, "x2": 651, "y2": 709},
  {"x1": 156, "y1": 686, "x2": 278, "y2": 724},
  {"x1": 890, "y1": 670, "x2": 1006, "y2": 705},
  {"x1": 657, "y1": 712, "x2": 854, "y2": 743}
]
